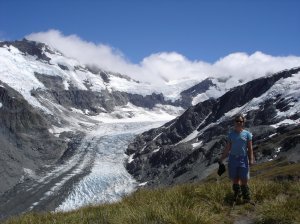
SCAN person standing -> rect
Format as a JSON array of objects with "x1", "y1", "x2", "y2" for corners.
[{"x1": 218, "y1": 114, "x2": 254, "y2": 202}]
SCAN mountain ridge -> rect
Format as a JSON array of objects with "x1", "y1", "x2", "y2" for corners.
[{"x1": 125, "y1": 67, "x2": 300, "y2": 187}]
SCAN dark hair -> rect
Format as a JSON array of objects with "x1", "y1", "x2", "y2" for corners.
[{"x1": 234, "y1": 114, "x2": 246, "y2": 123}]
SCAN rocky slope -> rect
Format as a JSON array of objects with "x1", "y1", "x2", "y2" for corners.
[
  {"x1": 0, "y1": 82, "x2": 67, "y2": 194},
  {"x1": 125, "y1": 67, "x2": 300, "y2": 187}
]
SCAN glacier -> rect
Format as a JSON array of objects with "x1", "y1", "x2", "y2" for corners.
[{"x1": 56, "y1": 121, "x2": 167, "y2": 212}]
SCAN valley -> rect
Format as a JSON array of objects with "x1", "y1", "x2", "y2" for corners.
[{"x1": 0, "y1": 121, "x2": 167, "y2": 220}]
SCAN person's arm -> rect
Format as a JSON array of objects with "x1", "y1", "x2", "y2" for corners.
[
  {"x1": 219, "y1": 142, "x2": 231, "y2": 164},
  {"x1": 247, "y1": 140, "x2": 254, "y2": 166}
]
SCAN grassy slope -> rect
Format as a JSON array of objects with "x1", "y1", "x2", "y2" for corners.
[{"x1": 4, "y1": 158, "x2": 300, "y2": 224}]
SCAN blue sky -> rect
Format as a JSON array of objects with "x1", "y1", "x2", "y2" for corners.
[{"x1": 1, "y1": 0, "x2": 299, "y2": 64}]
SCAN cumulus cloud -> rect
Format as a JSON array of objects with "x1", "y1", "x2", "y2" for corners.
[{"x1": 26, "y1": 29, "x2": 300, "y2": 86}]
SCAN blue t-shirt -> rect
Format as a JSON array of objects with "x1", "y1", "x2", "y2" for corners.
[{"x1": 228, "y1": 130, "x2": 252, "y2": 156}]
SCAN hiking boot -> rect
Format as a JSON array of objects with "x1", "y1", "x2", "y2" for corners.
[
  {"x1": 241, "y1": 185, "x2": 251, "y2": 202},
  {"x1": 232, "y1": 184, "x2": 242, "y2": 201}
]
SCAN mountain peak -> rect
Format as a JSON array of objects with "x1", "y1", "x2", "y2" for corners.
[{"x1": 0, "y1": 38, "x2": 61, "y2": 61}]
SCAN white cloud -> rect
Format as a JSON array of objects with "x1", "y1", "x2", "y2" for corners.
[
  {"x1": 213, "y1": 51, "x2": 300, "y2": 81},
  {"x1": 26, "y1": 29, "x2": 300, "y2": 86}
]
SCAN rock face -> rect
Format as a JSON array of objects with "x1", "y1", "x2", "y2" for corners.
[
  {"x1": 0, "y1": 82, "x2": 67, "y2": 194},
  {"x1": 125, "y1": 67, "x2": 300, "y2": 187}
]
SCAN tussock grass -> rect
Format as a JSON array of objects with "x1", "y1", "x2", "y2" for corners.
[
  {"x1": 251, "y1": 159, "x2": 300, "y2": 179},
  {"x1": 4, "y1": 160, "x2": 300, "y2": 224}
]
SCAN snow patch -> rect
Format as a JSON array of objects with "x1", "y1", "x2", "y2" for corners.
[
  {"x1": 90, "y1": 103, "x2": 181, "y2": 124},
  {"x1": 153, "y1": 133, "x2": 162, "y2": 141},
  {"x1": 8, "y1": 45, "x2": 21, "y2": 54},
  {"x1": 163, "y1": 121, "x2": 176, "y2": 129},
  {"x1": 268, "y1": 133, "x2": 277, "y2": 138},
  {"x1": 192, "y1": 141, "x2": 203, "y2": 149},
  {"x1": 138, "y1": 182, "x2": 148, "y2": 187},
  {"x1": 152, "y1": 148, "x2": 160, "y2": 153},
  {"x1": 192, "y1": 93, "x2": 209, "y2": 105},
  {"x1": 275, "y1": 147, "x2": 282, "y2": 153},
  {"x1": 49, "y1": 126, "x2": 73, "y2": 137},
  {"x1": 127, "y1": 154, "x2": 135, "y2": 163},
  {"x1": 70, "y1": 107, "x2": 84, "y2": 114},
  {"x1": 177, "y1": 112, "x2": 212, "y2": 144},
  {"x1": 271, "y1": 119, "x2": 299, "y2": 128}
]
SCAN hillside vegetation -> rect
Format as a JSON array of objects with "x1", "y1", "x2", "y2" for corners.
[{"x1": 4, "y1": 158, "x2": 300, "y2": 224}]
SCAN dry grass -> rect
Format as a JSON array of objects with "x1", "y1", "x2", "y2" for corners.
[{"x1": 4, "y1": 159, "x2": 300, "y2": 224}]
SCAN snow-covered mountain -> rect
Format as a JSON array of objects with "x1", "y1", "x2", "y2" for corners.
[
  {"x1": 126, "y1": 67, "x2": 300, "y2": 187},
  {"x1": 0, "y1": 39, "x2": 232, "y2": 217},
  {"x1": 0, "y1": 40, "x2": 186, "y2": 196},
  {"x1": 0, "y1": 40, "x2": 177, "y2": 115},
  {"x1": 0, "y1": 39, "x2": 253, "y2": 119},
  {"x1": 0, "y1": 39, "x2": 299, "y2": 219}
]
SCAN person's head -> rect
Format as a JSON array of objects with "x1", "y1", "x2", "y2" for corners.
[{"x1": 234, "y1": 114, "x2": 245, "y2": 131}]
